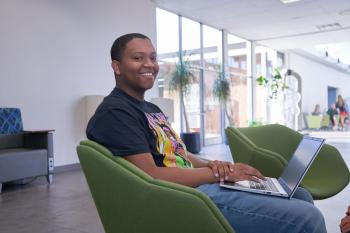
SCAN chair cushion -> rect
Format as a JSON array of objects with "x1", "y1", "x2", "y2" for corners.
[
  {"x1": 0, "y1": 108, "x2": 23, "y2": 134},
  {"x1": 0, "y1": 148, "x2": 46, "y2": 157},
  {"x1": 0, "y1": 148, "x2": 48, "y2": 182}
]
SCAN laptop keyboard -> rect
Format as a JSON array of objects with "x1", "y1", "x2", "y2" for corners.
[{"x1": 249, "y1": 179, "x2": 279, "y2": 192}]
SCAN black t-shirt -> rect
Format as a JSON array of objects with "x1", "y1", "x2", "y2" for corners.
[
  {"x1": 336, "y1": 102, "x2": 346, "y2": 112},
  {"x1": 86, "y1": 88, "x2": 192, "y2": 168}
]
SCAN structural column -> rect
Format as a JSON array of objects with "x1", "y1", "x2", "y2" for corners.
[{"x1": 250, "y1": 41, "x2": 257, "y2": 122}]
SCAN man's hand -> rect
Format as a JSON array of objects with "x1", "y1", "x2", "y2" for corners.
[
  {"x1": 228, "y1": 163, "x2": 265, "y2": 183},
  {"x1": 208, "y1": 161, "x2": 265, "y2": 183},
  {"x1": 208, "y1": 160, "x2": 235, "y2": 182}
]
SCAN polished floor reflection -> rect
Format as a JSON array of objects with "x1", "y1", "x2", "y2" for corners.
[{"x1": 0, "y1": 131, "x2": 349, "y2": 233}]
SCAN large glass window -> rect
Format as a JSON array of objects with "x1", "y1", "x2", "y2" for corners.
[
  {"x1": 254, "y1": 46, "x2": 285, "y2": 125},
  {"x1": 156, "y1": 8, "x2": 180, "y2": 132},
  {"x1": 227, "y1": 34, "x2": 251, "y2": 127},
  {"x1": 203, "y1": 26, "x2": 222, "y2": 144},
  {"x1": 157, "y1": 8, "x2": 272, "y2": 145},
  {"x1": 255, "y1": 49, "x2": 268, "y2": 124},
  {"x1": 182, "y1": 17, "x2": 201, "y2": 133},
  {"x1": 182, "y1": 17, "x2": 201, "y2": 68}
]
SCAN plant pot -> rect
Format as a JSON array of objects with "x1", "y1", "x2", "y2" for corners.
[
  {"x1": 223, "y1": 133, "x2": 228, "y2": 145},
  {"x1": 180, "y1": 132, "x2": 201, "y2": 154}
]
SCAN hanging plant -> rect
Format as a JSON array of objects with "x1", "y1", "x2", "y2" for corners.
[{"x1": 256, "y1": 68, "x2": 289, "y2": 99}]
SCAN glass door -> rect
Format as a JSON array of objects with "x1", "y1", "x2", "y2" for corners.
[{"x1": 203, "y1": 26, "x2": 222, "y2": 145}]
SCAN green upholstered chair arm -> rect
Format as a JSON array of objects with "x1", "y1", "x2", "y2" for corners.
[
  {"x1": 80, "y1": 140, "x2": 114, "y2": 158},
  {"x1": 251, "y1": 147, "x2": 288, "y2": 177},
  {"x1": 225, "y1": 127, "x2": 257, "y2": 164},
  {"x1": 237, "y1": 124, "x2": 302, "y2": 161},
  {"x1": 77, "y1": 140, "x2": 235, "y2": 233},
  {"x1": 301, "y1": 144, "x2": 350, "y2": 200},
  {"x1": 226, "y1": 127, "x2": 287, "y2": 177}
]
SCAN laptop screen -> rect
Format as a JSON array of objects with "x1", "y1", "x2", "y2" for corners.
[{"x1": 279, "y1": 136, "x2": 324, "y2": 196}]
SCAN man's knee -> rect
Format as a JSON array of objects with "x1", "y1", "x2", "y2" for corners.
[{"x1": 302, "y1": 205, "x2": 326, "y2": 233}]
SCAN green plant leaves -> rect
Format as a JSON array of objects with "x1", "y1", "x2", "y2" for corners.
[
  {"x1": 213, "y1": 78, "x2": 230, "y2": 102},
  {"x1": 168, "y1": 58, "x2": 196, "y2": 96},
  {"x1": 256, "y1": 68, "x2": 289, "y2": 99},
  {"x1": 256, "y1": 75, "x2": 267, "y2": 86}
]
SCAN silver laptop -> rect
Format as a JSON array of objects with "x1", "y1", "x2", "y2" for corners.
[{"x1": 220, "y1": 135, "x2": 325, "y2": 199}]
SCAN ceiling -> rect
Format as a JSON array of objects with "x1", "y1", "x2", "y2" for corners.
[{"x1": 152, "y1": 0, "x2": 350, "y2": 71}]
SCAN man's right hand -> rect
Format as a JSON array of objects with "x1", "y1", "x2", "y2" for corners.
[{"x1": 227, "y1": 163, "x2": 265, "y2": 183}]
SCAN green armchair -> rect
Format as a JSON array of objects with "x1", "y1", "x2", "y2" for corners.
[
  {"x1": 306, "y1": 115, "x2": 322, "y2": 129},
  {"x1": 225, "y1": 124, "x2": 350, "y2": 200},
  {"x1": 77, "y1": 140, "x2": 235, "y2": 233}
]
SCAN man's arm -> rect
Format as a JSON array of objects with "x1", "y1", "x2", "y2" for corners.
[
  {"x1": 124, "y1": 153, "x2": 265, "y2": 187},
  {"x1": 187, "y1": 153, "x2": 210, "y2": 168},
  {"x1": 187, "y1": 153, "x2": 235, "y2": 182},
  {"x1": 124, "y1": 153, "x2": 218, "y2": 187}
]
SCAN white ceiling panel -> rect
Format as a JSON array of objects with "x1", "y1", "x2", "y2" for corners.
[
  {"x1": 153, "y1": 0, "x2": 350, "y2": 72},
  {"x1": 153, "y1": 0, "x2": 350, "y2": 42}
]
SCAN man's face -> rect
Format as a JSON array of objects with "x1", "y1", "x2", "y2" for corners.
[{"x1": 112, "y1": 38, "x2": 159, "y2": 97}]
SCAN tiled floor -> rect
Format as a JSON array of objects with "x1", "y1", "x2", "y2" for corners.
[
  {"x1": 0, "y1": 131, "x2": 349, "y2": 233},
  {"x1": 0, "y1": 170, "x2": 103, "y2": 233}
]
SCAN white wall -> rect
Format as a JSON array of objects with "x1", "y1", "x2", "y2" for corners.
[
  {"x1": 288, "y1": 52, "x2": 350, "y2": 113},
  {"x1": 0, "y1": 0, "x2": 158, "y2": 166}
]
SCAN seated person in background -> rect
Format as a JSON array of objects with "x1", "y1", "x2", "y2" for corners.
[
  {"x1": 87, "y1": 33, "x2": 327, "y2": 233},
  {"x1": 327, "y1": 103, "x2": 338, "y2": 130},
  {"x1": 336, "y1": 95, "x2": 349, "y2": 130},
  {"x1": 311, "y1": 104, "x2": 322, "y2": 115},
  {"x1": 340, "y1": 206, "x2": 350, "y2": 233}
]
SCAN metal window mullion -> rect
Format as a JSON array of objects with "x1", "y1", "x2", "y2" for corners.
[
  {"x1": 199, "y1": 23, "x2": 205, "y2": 146},
  {"x1": 178, "y1": 15, "x2": 184, "y2": 133},
  {"x1": 250, "y1": 41, "x2": 257, "y2": 122},
  {"x1": 221, "y1": 29, "x2": 228, "y2": 143}
]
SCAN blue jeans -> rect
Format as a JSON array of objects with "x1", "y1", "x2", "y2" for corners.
[{"x1": 197, "y1": 184, "x2": 326, "y2": 233}]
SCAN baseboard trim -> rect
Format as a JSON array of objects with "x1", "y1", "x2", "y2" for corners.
[{"x1": 54, "y1": 163, "x2": 81, "y2": 173}]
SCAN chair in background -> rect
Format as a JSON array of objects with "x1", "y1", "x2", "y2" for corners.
[
  {"x1": 77, "y1": 140, "x2": 235, "y2": 233},
  {"x1": 306, "y1": 115, "x2": 322, "y2": 130},
  {"x1": 225, "y1": 124, "x2": 350, "y2": 200},
  {"x1": 321, "y1": 115, "x2": 330, "y2": 129},
  {"x1": 0, "y1": 108, "x2": 54, "y2": 192}
]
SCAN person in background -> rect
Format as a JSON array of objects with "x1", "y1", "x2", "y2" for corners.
[
  {"x1": 336, "y1": 95, "x2": 349, "y2": 130},
  {"x1": 86, "y1": 33, "x2": 327, "y2": 233},
  {"x1": 327, "y1": 103, "x2": 338, "y2": 130},
  {"x1": 311, "y1": 104, "x2": 322, "y2": 115},
  {"x1": 340, "y1": 206, "x2": 350, "y2": 233}
]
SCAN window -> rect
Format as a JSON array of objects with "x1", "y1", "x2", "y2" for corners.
[
  {"x1": 156, "y1": 8, "x2": 180, "y2": 132},
  {"x1": 156, "y1": 8, "x2": 265, "y2": 144},
  {"x1": 227, "y1": 33, "x2": 251, "y2": 127}
]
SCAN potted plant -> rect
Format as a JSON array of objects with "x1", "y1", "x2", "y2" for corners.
[
  {"x1": 256, "y1": 67, "x2": 289, "y2": 124},
  {"x1": 247, "y1": 119, "x2": 265, "y2": 127},
  {"x1": 168, "y1": 55, "x2": 201, "y2": 153},
  {"x1": 256, "y1": 68, "x2": 289, "y2": 99}
]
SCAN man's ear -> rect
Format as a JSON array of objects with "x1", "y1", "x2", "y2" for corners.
[{"x1": 111, "y1": 60, "x2": 121, "y2": 76}]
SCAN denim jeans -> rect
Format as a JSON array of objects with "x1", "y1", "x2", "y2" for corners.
[{"x1": 197, "y1": 184, "x2": 327, "y2": 233}]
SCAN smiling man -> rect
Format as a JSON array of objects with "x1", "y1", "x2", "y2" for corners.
[
  {"x1": 111, "y1": 34, "x2": 159, "y2": 101},
  {"x1": 86, "y1": 33, "x2": 326, "y2": 233}
]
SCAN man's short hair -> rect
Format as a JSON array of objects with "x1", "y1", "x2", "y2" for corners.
[{"x1": 110, "y1": 33, "x2": 150, "y2": 61}]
